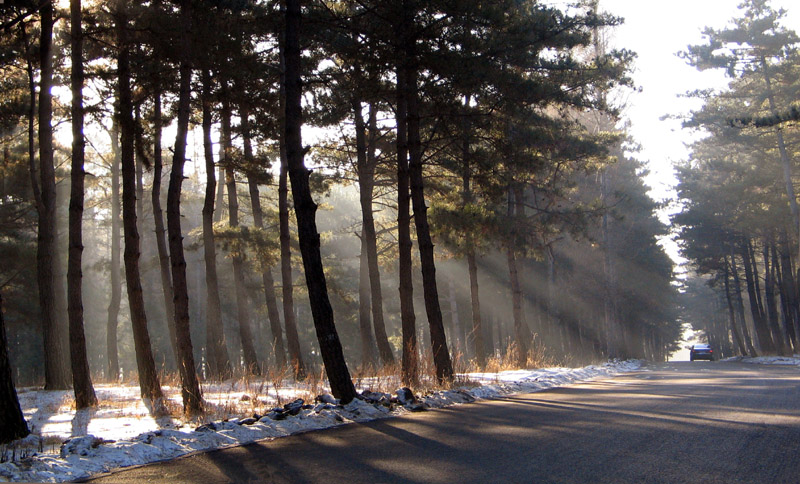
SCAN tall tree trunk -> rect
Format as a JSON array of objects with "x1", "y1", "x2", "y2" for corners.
[
  {"x1": 249, "y1": 184, "x2": 287, "y2": 370},
  {"x1": 773, "y1": 244, "x2": 796, "y2": 353},
  {"x1": 278, "y1": 29, "x2": 306, "y2": 379},
  {"x1": 601, "y1": 168, "x2": 621, "y2": 359},
  {"x1": 24, "y1": 20, "x2": 40, "y2": 213},
  {"x1": 723, "y1": 256, "x2": 747, "y2": 355},
  {"x1": 0, "y1": 294, "x2": 29, "y2": 444},
  {"x1": 354, "y1": 99, "x2": 393, "y2": 366},
  {"x1": 68, "y1": 0, "x2": 97, "y2": 409},
  {"x1": 466, "y1": 250, "x2": 485, "y2": 366},
  {"x1": 284, "y1": 0, "x2": 356, "y2": 403},
  {"x1": 117, "y1": 8, "x2": 164, "y2": 410},
  {"x1": 37, "y1": 1, "x2": 72, "y2": 391},
  {"x1": 395, "y1": 62, "x2": 417, "y2": 387},
  {"x1": 167, "y1": 0, "x2": 203, "y2": 416},
  {"x1": 460, "y1": 119, "x2": 485, "y2": 367},
  {"x1": 763, "y1": 242, "x2": 789, "y2": 355},
  {"x1": 507, "y1": 188, "x2": 529, "y2": 368},
  {"x1": 740, "y1": 242, "x2": 775, "y2": 353},
  {"x1": 407, "y1": 58, "x2": 453, "y2": 384},
  {"x1": 106, "y1": 118, "x2": 122, "y2": 381},
  {"x1": 239, "y1": 103, "x2": 287, "y2": 370},
  {"x1": 246, "y1": 177, "x2": 287, "y2": 369},
  {"x1": 730, "y1": 251, "x2": 757, "y2": 355},
  {"x1": 358, "y1": 234, "x2": 377, "y2": 369},
  {"x1": 222, "y1": 100, "x2": 260, "y2": 376},
  {"x1": 365, "y1": 105, "x2": 394, "y2": 367},
  {"x1": 201, "y1": 71, "x2": 231, "y2": 380},
  {"x1": 151, "y1": 92, "x2": 179, "y2": 367},
  {"x1": 777, "y1": 235, "x2": 799, "y2": 350}
]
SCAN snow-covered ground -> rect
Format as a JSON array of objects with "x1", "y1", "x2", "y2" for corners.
[
  {"x1": 0, "y1": 361, "x2": 642, "y2": 483},
  {"x1": 723, "y1": 355, "x2": 800, "y2": 366}
]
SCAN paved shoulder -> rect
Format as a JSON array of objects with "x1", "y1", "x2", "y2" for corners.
[{"x1": 85, "y1": 362, "x2": 800, "y2": 484}]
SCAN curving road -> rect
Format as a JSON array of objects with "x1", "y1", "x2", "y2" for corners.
[{"x1": 83, "y1": 361, "x2": 800, "y2": 483}]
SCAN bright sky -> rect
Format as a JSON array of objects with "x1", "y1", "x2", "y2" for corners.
[{"x1": 601, "y1": 0, "x2": 800, "y2": 203}]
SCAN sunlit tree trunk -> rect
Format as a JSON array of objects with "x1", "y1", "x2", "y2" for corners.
[
  {"x1": 151, "y1": 92, "x2": 179, "y2": 367},
  {"x1": 723, "y1": 256, "x2": 747, "y2": 355},
  {"x1": 201, "y1": 71, "x2": 231, "y2": 380},
  {"x1": 68, "y1": 0, "x2": 97, "y2": 409},
  {"x1": 240, "y1": 102, "x2": 287, "y2": 369},
  {"x1": 763, "y1": 242, "x2": 789, "y2": 355},
  {"x1": 106, "y1": 117, "x2": 122, "y2": 381},
  {"x1": 730, "y1": 251, "x2": 757, "y2": 356},
  {"x1": 507, "y1": 187, "x2": 529, "y2": 368},
  {"x1": 117, "y1": 6, "x2": 165, "y2": 410},
  {"x1": 406, "y1": 50, "x2": 453, "y2": 384},
  {"x1": 37, "y1": 1, "x2": 72, "y2": 391},
  {"x1": 284, "y1": 0, "x2": 356, "y2": 402},
  {"x1": 353, "y1": 99, "x2": 391, "y2": 367},
  {"x1": 167, "y1": 0, "x2": 204, "y2": 416},
  {"x1": 740, "y1": 242, "x2": 774, "y2": 353},
  {"x1": 358, "y1": 234, "x2": 377, "y2": 369},
  {"x1": 278, "y1": 29, "x2": 306, "y2": 379},
  {"x1": 461, "y1": 122, "x2": 485, "y2": 366},
  {"x1": 246, "y1": 174, "x2": 287, "y2": 369},
  {"x1": 777, "y1": 232, "x2": 800, "y2": 349},
  {"x1": 222, "y1": 98, "x2": 260, "y2": 376},
  {"x1": 395, "y1": 62, "x2": 417, "y2": 387}
]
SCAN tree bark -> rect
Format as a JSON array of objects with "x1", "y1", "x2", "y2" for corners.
[
  {"x1": 239, "y1": 102, "x2": 288, "y2": 370},
  {"x1": 395, "y1": 62, "x2": 417, "y2": 387},
  {"x1": 246, "y1": 176, "x2": 287, "y2": 369},
  {"x1": 222, "y1": 100, "x2": 260, "y2": 376},
  {"x1": 466, "y1": 250, "x2": 485, "y2": 366},
  {"x1": 358, "y1": 234, "x2": 377, "y2": 369},
  {"x1": 777, "y1": 232, "x2": 800, "y2": 349},
  {"x1": 201, "y1": 71, "x2": 231, "y2": 380},
  {"x1": 117, "y1": 8, "x2": 165, "y2": 410},
  {"x1": 0, "y1": 294, "x2": 29, "y2": 444},
  {"x1": 68, "y1": 0, "x2": 97, "y2": 409},
  {"x1": 151, "y1": 92, "x2": 179, "y2": 367},
  {"x1": 278, "y1": 28, "x2": 306, "y2": 379},
  {"x1": 507, "y1": 188, "x2": 529, "y2": 368},
  {"x1": 740, "y1": 242, "x2": 775, "y2": 353},
  {"x1": 37, "y1": 1, "x2": 72, "y2": 391},
  {"x1": 406, "y1": 53, "x2": 453, "y2": 384},
  {"x1": 730, "y1": 251, "x2": 758, "y2": 356},
  {"x1": 167, "y1": 0, "x2": 203, "y2": 416},
  {"x1": 460, "y1": 123, "x2": 485, "y2": 367},
  {"x1": 763, "y1": 242, "x2": 789, "y2": 355},
  {"x1": 106, "y1": 118, "x2": 122, "y2": 381},
  {"x1": 772, "y1": 244, "x2": 795, "y2": 353},
  {"x1": 284, "y1": 0, "x2": 356, "y2": 403},
  {"x1": 354, "y1": 99, "x2": 392, "y2": 367},
  {"x1": 723, "y1": 256, "x2": 747, "y2": 355}
]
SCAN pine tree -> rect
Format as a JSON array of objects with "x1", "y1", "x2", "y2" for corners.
[
  {"x1": 67, "y1": 0, "x2": 97, "y2": 409},
  {"x1": 283, "y1": 0, "x2": 356, "y2": 403}
]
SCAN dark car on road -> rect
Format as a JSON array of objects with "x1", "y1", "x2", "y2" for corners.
[{"x1": 690, "y1": 344, "x2": 714, "y2": 361}]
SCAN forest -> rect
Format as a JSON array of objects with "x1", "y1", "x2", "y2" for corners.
[
  {"x1": 675, "y1": 1, "x2": 800, "y2": 361},
  {"x1": 0, "y1": 0, "x2": 685, "y2": 440}
]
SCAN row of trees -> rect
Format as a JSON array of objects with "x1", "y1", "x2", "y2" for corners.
[
  {"x1": 1, "y1": 0, "x2": 680, "y2": 441},
  {"x1": 676, "y1": 0, "x2": 800, "y2": 357}
]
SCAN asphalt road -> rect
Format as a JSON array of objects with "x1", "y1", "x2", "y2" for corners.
[{"x1": 84, "y1": 361, "x2": 800, "y2": 483}]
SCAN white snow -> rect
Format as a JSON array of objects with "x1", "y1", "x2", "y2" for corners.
[
  {"x1": 0, "y1": 360, "x2": 642, "y2": 483},
  {"x1": 723, "y1": 355, "x2": 800, "y2": 367}
]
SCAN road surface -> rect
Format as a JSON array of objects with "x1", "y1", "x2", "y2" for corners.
[{"x1": 84, "y1": 361, "x2": 800, "y2": 483}]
